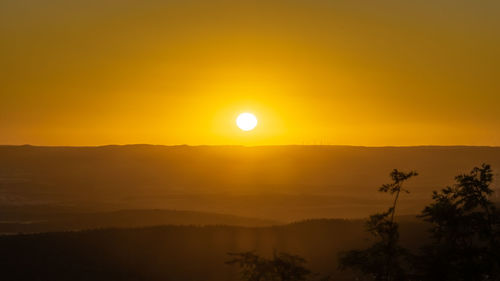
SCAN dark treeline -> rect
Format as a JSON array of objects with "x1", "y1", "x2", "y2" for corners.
[{"x1": 0, "y1": 219, "x2": 427, "y2": 281}]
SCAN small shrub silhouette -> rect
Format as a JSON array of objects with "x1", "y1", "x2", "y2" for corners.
[{"x1": 227, "y1": 251, "x2": 331, "y2": 281}]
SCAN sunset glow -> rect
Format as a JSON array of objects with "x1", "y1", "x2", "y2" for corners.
[{"x1": 1, "y1": 0, "x2": 499, "y2": 147}]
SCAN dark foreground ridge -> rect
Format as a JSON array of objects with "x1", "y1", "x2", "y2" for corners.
[{"x1": 0, "y1": 218, "x2": 427, "y2": 281}]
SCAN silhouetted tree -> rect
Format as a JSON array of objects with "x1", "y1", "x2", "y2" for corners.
[
  {"x1": 227, "y1": 251, "x2": 330, "y2": 281},
  {"x1": 339, "y1": 169, "x2": 418, "y2": 281},
  {"x1": 418, "y1": 164, "x2": 500, "y2": 281}
]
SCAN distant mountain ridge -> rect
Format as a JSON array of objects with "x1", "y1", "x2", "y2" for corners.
[{"x1": 1, "y1": 145, "x2": 499, "y2": 221}]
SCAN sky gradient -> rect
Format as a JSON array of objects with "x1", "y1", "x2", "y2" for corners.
[{"x1": 1, "y1": 0, "x2": 499, "y2": 146}]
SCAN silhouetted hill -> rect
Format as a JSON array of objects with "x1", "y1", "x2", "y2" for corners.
[
  {"x1": 0, "y1": 207, "x2": 280, "y2": 234},
  {"x1": 1, "y1": 145, "x2": 499, "y2": 220},
  {"x1": 0, "y1": 218, "x2": 428, "y2": 281}
]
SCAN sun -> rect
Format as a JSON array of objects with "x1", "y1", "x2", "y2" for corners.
[{"x1": 236, "y1": 113, "x2": 258, "y2": 131}]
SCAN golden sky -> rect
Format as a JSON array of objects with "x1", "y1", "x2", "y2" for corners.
[{"x1": 1, "y1": 0, "x2": 499, "y2": 146}]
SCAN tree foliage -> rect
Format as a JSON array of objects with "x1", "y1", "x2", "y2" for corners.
[
  {"x1": 418, "y1": 164, "x2": 500, "y2": 281},
  {"x1": 339, "y1": 170, "x2": 418, "y2": 281},
  {"x1": 340, "y1": 164, "x2": 500, "y2": 281}
]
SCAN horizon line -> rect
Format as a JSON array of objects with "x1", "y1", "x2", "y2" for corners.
[{"x1": 1, "y1": 144, "x2": 500, "y2": 149}]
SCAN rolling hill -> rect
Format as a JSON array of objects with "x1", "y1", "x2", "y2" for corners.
[
  {"x1": 0, "y1": 207, "x2": 279, "y2": 234},
  {"x1": 1, "y1": 145, "x2": 499, "y2": 221}
]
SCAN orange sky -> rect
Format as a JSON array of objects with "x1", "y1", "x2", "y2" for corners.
[{"x1": 1, "y1": 0, "x2": 499, "y2": 146}]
